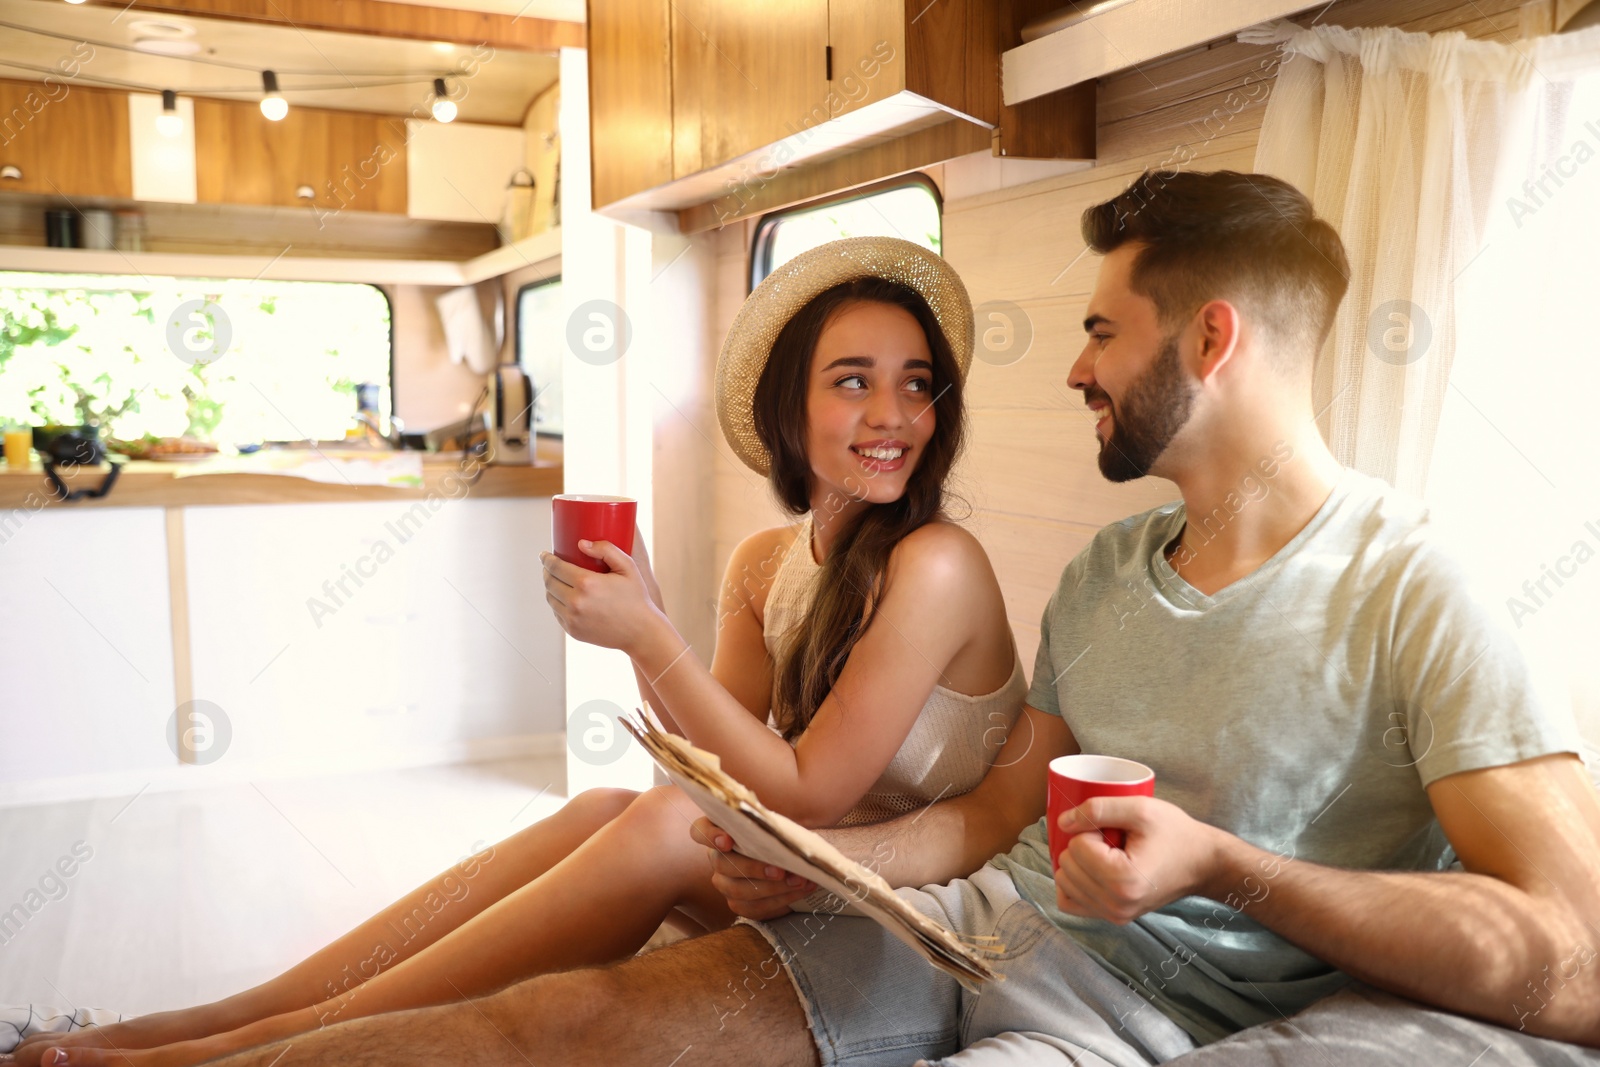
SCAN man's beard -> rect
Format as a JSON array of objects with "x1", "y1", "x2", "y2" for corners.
[{"x1": 1095, "y1": 333, "x2": 1197, "y2": 483}]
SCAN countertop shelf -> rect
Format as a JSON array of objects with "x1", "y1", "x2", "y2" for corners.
[
  {"x1": 0, "y1": 440, "x2": 563, "y2": 509},
  {"x1": 0, "y1": 227, "x2": 561, "y2": 286}
]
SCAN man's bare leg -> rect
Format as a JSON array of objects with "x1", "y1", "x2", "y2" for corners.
[{"x1": 198, "y1": 927, "x2": 818, "y2": 1067}]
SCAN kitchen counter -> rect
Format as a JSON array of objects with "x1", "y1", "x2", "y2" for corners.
[{"x1": 0, "y1": 438, "x2": 563, "y2": 509}]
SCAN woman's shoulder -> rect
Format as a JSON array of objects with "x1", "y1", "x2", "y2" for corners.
[
  {"x1": 721, "y1": 522, "x2": 807, "y2": 617},
  {"x1": 731, "y1": 522, "x2": 804, "y2": 571},
  {"x1": 886, "y1": 519, "x2": 998, "y2": 592}
]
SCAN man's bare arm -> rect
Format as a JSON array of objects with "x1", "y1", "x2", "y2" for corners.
[
  {"x1": 696, "y1": 705, "x2": 1076, "y2": 918},
  {"x1": 1219, "y1": 754, "x2": 1600, "y2": 1045},
  {"x1": 1057, "y1": 753, "x2": 1600, "y2": 1048}
]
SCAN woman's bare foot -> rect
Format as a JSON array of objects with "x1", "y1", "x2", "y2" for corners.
[
  {"x1": 11, "y1": 1004, "x2": 241, "y2": 1065},
  {"x1": 16, "y1": 1005, "x2": 318, "y2": 1067},
  {"x1": 16, "y1": 1030, "x2": 241, "y2": 1067}
]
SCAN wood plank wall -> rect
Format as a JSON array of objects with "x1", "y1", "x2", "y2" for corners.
[{"x1": 702, "y1": 0, "x2": 1533, "y2": 677}]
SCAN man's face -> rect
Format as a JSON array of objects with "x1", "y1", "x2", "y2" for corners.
[{"x1": 1068, "y1": 245, "x2": 1199, "y2": 482}]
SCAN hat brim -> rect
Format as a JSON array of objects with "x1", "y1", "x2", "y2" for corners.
[{"x1": 715, "y1": 237, "x2": 974, "y2": 476}]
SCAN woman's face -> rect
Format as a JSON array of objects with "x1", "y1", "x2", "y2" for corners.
[{"x1": 804, "y1": 300, "x2": 938, "y2": 514}]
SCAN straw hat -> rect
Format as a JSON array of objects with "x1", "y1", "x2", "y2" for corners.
[{"x1": 716, "y1": 236, "x2": 974, "y2": 476}]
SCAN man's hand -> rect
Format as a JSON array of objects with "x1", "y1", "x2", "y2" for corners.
[
  {"x1": 690, "y1": 818, "x2": 817, "y2": 920},
  {"x1": 1053, "y1": 796, "x2": 1231, "y2": 924}
]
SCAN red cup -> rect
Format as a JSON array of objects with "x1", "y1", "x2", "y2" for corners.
[
  {"x1": 552, "y1": 494, "x2": 636, "y2": 573},
  {"x1": 1047, "y1": 754, "x2": 1155, "y2": 867}
]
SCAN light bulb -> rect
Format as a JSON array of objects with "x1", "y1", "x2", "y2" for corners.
[
  {"x1": 431, "y1": 77, "x2": 456, "y2": 123},
  {"x1": 260, "y1": 70, "x2": 287, "y2": 121},
  {"x1": 157, "y1": 89, "x2": 183, "y2": 138}
]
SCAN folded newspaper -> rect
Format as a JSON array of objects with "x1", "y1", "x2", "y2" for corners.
[{"x1": 621, "y1": 711, "x2": 1003, "y2": 990}]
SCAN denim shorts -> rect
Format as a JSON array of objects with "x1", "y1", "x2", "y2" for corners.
[{"x1": 741, "y1": 864, "x2": 1199, "y2": 1067}]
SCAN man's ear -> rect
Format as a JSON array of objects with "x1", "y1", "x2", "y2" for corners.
[{"x1": 1191, "y1": 299, "x2": 1243, "y2": 385}]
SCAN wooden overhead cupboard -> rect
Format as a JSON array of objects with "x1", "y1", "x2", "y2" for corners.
[
  {"x1": 0, "y1": 79, "x2": 133, "y2": 200},
  {"x1": 192, "y1": 98, "x2": 409, "y2": 215},
  {"x1": 585, "y1": 0, "x2": 1096, "y2": 228}
]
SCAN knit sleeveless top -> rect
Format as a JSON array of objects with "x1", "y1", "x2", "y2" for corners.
[{"x1": 762, "y1": 513, "x2": 1027, "y2": 828}]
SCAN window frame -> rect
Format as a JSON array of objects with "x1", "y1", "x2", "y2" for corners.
[
  {"x1": 748, "y1": 172, "x2": 944, "y2": 293},
  {"x1": 370, "y1": 282, "x2": 398, "y2": 415},
  {"x1": 514, "y1": 273, "x2": 564, "y2": 437},
  {"x1": 0, "y1": 271, "x2": 396, "y2": 436}
]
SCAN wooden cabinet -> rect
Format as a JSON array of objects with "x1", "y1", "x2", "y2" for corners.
[
  {"x1": 0, "y1": 78, "x2": 132, "y2": 199},
  {"x1": 0, "y1": 81, "x2": 44, "y2": 194},
  {"x1": 670, "y1": 0, "x2": 829, "y2": 178},
  {"x1": 585, "y1": 0, "x2": 674, "y2": 210},
  {"x1": 586, "y1": 0, "x2": 1093, "y2": 219},
  {"x1": 827, "y1": 1, "x2": 906, "y2": 116},
  {"x1": 193, "y1": 98, "x2": 408, "y2": 215}
]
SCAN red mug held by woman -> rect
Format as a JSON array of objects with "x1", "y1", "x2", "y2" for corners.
[{"x1": 552, "y1": 494, "x2": 636, "y2": 572}]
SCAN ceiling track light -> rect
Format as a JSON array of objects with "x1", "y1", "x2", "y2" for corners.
[
  {"x1": 156, "y1": 88, "x2": 184, "y2": 137},
  {"x1": 259, "y1": 69, "x2": 288, "y2": 121},
  {"x1": 431, "y1": 77, "x2": 457, "y2": 123}
]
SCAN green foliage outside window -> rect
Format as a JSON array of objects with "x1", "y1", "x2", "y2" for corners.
[{"x1": 0, "y1": 273, "x2": 392, "y2": 444}]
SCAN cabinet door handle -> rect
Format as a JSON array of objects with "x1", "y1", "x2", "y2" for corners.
[
  {"x1": 825, "y1": 45, "x2": 833, "y2": 81},
  {"x1": 0, "y1": 165, "x2": 21, "y2": 181}
]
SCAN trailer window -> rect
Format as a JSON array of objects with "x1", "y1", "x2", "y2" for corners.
[
  {"x1": 515, "y1": 275, "x2": 564, "y2": 436},
  {"x1": 0, "y1": 273, "x2": 392, "y2": 446},
  {"x1": 751, "y1": 175, "x2": 942, "y2": 290}
]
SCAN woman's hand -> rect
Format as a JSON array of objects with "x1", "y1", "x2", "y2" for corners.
[
  {"x1": 629, "y1": 522, "x2": 665, "y2": 609},
  {"x1": 690, "y1": 818, "x2": 816, "y2": 920},
  {"x1": 541, "y1": 540, "x2": 670, "y2": 655}
]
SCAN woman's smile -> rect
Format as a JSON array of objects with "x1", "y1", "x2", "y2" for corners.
[{"x1": 850, "y1": 438, "x2": 911, "y2": 472}]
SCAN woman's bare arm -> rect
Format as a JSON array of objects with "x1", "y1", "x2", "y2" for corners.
[
  {"x1": 624, "y1": 523, "x2": 1010, "y2": 826},
  {"x1": 625, "y1": 528, "x2": 681, "y2": 732},
  {"x1": 695, "y1": 704, "x2": 1080, "y2": 917}
]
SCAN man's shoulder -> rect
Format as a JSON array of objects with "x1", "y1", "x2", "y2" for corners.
[
  {"x1": 1044, "y1": 470, "x2": 1461, "y2": 602},
  {"x1": 1051, "y1": 496, "x2": 1185, "y2": 594},
  {"x1": 1333, "y1": 470, "x2": 1472, "y2": 590}
]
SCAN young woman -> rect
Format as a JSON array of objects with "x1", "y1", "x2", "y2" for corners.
[{"x1": 15, "y1": 238, "x2": 1026, "y2": 1067}]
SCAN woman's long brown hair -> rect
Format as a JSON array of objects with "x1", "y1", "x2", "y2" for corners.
[{"x1": 752, "y1": 276, "x2": 966, "y2": 741}]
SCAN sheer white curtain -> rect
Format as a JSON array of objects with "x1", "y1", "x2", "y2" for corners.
[{"x1": 1248, "y1": 19, "x2": 1600, "y2": 757}]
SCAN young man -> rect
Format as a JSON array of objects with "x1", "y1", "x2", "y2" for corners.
[{"x1": 137, "y1": 171, "x2": 1600, "y2": 1067}]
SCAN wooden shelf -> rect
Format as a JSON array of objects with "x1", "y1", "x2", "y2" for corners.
[
  {"x1": 459, "y1": 228, "x2": 564, "y2": 283},
  {"x1": 0, "y1": 227, "x2": 561, "y2": 285},
  {"x1": 0, "y1": 442, "x2": 563, "y2": 509},
  {"x1": 1002, "y1": 0, "x2": 1323, "y2": 105}
]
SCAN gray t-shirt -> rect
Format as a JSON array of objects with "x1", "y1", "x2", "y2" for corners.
[{"x1": 989, "y1": 467, "x2": 1580, "y2": 1045}]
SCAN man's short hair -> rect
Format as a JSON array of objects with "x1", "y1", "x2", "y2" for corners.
[{"x1": 1082, "y1": 170, "x2": 1351, "y2": 366}]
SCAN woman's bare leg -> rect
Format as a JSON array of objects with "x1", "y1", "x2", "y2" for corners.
[
  {"x1": 16, "y1": 788, "x2": 641, "y2": 1060},
  {"x1": 39, "y1": 786, "x2": 736, "y2": 1067}
]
